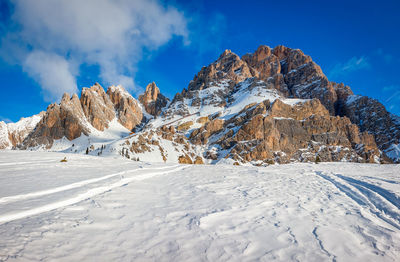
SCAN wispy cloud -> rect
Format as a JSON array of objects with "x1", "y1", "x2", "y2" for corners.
[
  {"x1": 328, "y1": 56, "x2": 371, "y2": 79},
  {"x1": 383, "y1": 85, "x2": 399, "y2": 93},
  {"x1": 0, "y1": 0, "x2": 188, "y2": 101},
  {"x1": 382, "y1": 85, "x2": 400, "y2": 114},
  {"x1": 386, "y1": 90, "x2": 400, "y2": 103}
]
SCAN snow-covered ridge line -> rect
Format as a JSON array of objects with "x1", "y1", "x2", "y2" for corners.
[{"x1": 0, "y1": 113, "x2": 43, "y2": 149}]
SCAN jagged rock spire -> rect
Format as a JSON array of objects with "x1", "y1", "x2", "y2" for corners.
[
  {"x1": 139, "y1": 82, "x2": 169, "y2": 117},
  {"x1": 107, "y1": 85, "x2": 143, "y2": 131}
]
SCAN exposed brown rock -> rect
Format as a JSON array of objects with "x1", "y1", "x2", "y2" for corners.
[
  {"x1": 190, "y1": 119, "x2": 225, "y2": 145},
  {"x1": 187, "y1": 50, "x2": 253, "y2": 92},
  {"x1": 178, "y1": 154, "x2": 193, "y2": 164},
  {"x1": 242, "y1": 45, "x2": 289, "y2": 95},
  {"x1": 80, "y1": 83, "x2": 115, "y2": 131},
  {"x1": 138, "y1": 82, "x2": 169, "y2": 116},
  {"x1": 269, "y1": 99, "x2": 330, "y2": 120},
  {"x1": 177, "y1": 121, "x2": 193, "y2": 131},
  {"x1": 340, "y1": 95, "x2": 400, "y2": 155},
  {"x1": 107, "y1": 85, "x2": 142, "y2": 130},
  {"x1": 22, "y1": 93, "x2": 89, "y2": 148},
  {"x1": 194, "y1": 156, "x2": 204, "y2": 164},
  {"x1": 197, "y1": 116, "x2": 209, "y2": 124},
  {"x1": 214, "y1": 99, "x2": 384, "y2": 164}
]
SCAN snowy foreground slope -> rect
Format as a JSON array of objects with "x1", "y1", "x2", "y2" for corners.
[{"x1": 0, "y1": 151, "x2": 399, "y2": 261}]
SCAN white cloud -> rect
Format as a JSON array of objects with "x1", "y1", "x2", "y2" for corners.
[
  {"x1": 23, "y1": 51, "x2": 78, "y2": 101},
  {"x1": 2, "y1": 0, "x2": 188, "y2": 101},
  {"x1": 329, "y1": 56, "x2": 371, "y2": 79}
]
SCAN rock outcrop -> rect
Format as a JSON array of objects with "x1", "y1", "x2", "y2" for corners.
[
  {"x1": 107, "y1": 85, "x2": 143, "y2": 130},
  {"x1": 340, "y1": 95, "x2": 400, "y2": 159},
  {"x1": 197, "y1": 99, "x2": 384, "y2": 164},
  {"x1": 80, "y1": 83, "x2": 115, "y2": 131},
  {"x1": 138, "y1": 82, "x2": 169, "y2": 116},
  {"x1": 187, "y1": 50, "x2": 253, "y2": 92},
  {"x1": 22, "y1": 93, "x2": 89, "y2": 148}
]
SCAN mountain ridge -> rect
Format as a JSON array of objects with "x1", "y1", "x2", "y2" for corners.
[{"x1": 1, "y1": 44, "x2": 399, "y2": 164}]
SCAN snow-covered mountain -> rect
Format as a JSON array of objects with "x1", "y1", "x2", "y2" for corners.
[
  {"x1": 1, "y1": 45, "x2": 399, "y2": 164},
  {"x1": 0, "y1": 113, "x2": 44, "y2": 149}
]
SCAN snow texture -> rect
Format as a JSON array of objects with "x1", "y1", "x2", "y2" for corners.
[{"x1": 0, "y1": 151, "x2": 399, "y2": 261}]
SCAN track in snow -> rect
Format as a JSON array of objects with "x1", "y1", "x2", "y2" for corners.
[
  {"x1": 0, "y1": 165, "x2": 186, "y2": 225},
  {"x1": 316, "y1": 171, "x2": 400, "y2": 230}
]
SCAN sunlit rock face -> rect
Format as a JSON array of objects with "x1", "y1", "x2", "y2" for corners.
[
  {"x1": 22, "y1": 93, "x2": 89, "y2": 149},
  {"x1": 80, "y1": 83, "x2": 116, "y2": 131},
  {"x1": 138, "y1": 82, "x2": 169, "y2": 117},
  {"x1": 107, "y1": 85, "x2": 143, "y2": 131}
]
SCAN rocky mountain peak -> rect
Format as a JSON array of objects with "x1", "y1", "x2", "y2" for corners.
[
  {"x1": 271, "y1": 45, "x2": 291, "y2": 59},
  {"x1": 143, "y1": 82, "x2": 160, "y2": 102},
  {"x1": 21, "y1": 91, "x2": 89, "y2": 149},
  {"x1": 184, "y1": 49, "x2": 252, "y2": 94},
  {"x1": 218, "y1": 49, "x2": 234, "y2": 59},
  {"x1": 61, "y1": 92, "x2": 70, "y2": 103},
  {"x1": 80, "y1": 83, "x2": 115, "y2": 131},
  {"x1": 139, "y1": 82, "x2": 169, "y2": 117},
  {"x1": 252, "y1": 45, "x2": 272, "y2": 61},
  {"x1": 107, "y1": 85, "x2": 143, "y2": 130}
]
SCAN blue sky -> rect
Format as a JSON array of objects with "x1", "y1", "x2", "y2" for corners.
[{"x1": 1, "y1": 0, "x2": 400, "y2": 122}]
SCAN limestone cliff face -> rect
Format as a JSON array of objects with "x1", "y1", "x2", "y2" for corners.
[
  {"x1": 190, "y1": 99, "x2": 384, "y2": 164},
  {"x1": 80, "y1": 83, "x2": 115, "y2": 131},
  {"x1": 341, "y1": 95, "x2": 400, "y2": 153},
  {"x1": 242, "y1": 45, "x2": 289, "y2": 96},
  {"x1": 138, "y1": 82, "x2": 169, "y2": 117},
  {"x1": 22, "y1": 93, "x2": 89, "y2": 148},
  {"x1": 107, "y1": 85, "x2": 143, "y2": 130}
]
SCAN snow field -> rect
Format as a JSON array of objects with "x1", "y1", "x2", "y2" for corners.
[{"x1": 0, "y1": 151, "x2": 399, "y2": 261}]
